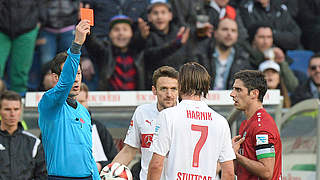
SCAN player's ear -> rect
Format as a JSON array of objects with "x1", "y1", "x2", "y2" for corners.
[
  {"x1": 52, "y1": 73, "x2": 59, "y2": 84},
  {"x1": 250, "y1": 89, "x2": 259, "y2": 100},
  {"x1": 152, "y1": 86, "x2": 157, "y2": 96}
]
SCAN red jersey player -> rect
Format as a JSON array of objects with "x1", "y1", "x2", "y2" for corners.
[{"x1": 230, "y1": 70, "x2": 282, "y2": 180}]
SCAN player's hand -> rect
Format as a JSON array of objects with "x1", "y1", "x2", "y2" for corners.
[
  {"x1": 74, "y1": 20, "x2": 91, "y2": 45},
  {"x1": 100, "y1": 162, "x2": 122, "y2": 177},
  {"x1": 138, "y1": 18, "x2": 150, "y2": 39},
  {"x1": 232, "y1": 135, "x2": 245, "y2": 155},
  {"x1": 176, "y1": 27, "x2": 190, "y2": 45}
]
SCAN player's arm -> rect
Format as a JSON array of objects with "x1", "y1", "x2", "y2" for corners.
[
  {"x1": 220, "y1": 160, "x2": 234, "y2": 180},
  {"x1": 232, "y1": 135, "x2": 275, "y2": 179},
  {"x1": 147, "y1": 153, "x2": 165, "y2": 180},
  {"x1": 235, "y1": 153, "x2": 275, "y2": 179},
  {"x1": 112, "y1": 144, "x2": 138, "y2": 166},
  {"x1": 38, "y1": 20, "x2": 90, "y2": 108}
]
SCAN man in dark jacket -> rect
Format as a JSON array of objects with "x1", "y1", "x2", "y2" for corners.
[
  {"x1": 0, "y1": 0, "x2": 46, "y2": 95},
  {"x1": 197, "y1": 18, "x2": 254, "y2": 90},
  {"x1": 144, "y1": 1, "x2": 190, "y2": 88},
  {"x1": 85, "y1": 15, "x2": 146, "y2": 90},
  {"x1": 0, "y1": 91, "x2": 47, "y2": 179},
  {"x1": 239, "y1": 0, "x2": 301, "y2": 51},
  {"x1": 291, "y1": 54, "x2": 320, "y2": 105}
]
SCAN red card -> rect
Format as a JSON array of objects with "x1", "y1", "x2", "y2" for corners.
[{"x1": 80, "y1": 8, "x2": 94, "y2": 26}]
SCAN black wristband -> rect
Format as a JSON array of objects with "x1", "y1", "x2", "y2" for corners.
[{"x1": 70, "y1": 41, "x2": 82, "y2": 54}]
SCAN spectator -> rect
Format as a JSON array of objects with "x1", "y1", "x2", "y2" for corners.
[
  {"x1": 38, "y1": 20, "x2": 100, "y2": 179},
  {"x1": 85, "y1": 15, "x2": 146, "y2": 90},
  {"x1": 239, "y1": 0, "x2": 301, "y2": 51},
  {"x1": 80, "y1": 0, "x2": 149, "y2": 37},
  {"x1": 259, "y1": 60, "x2": 291, "y2": 108},
  {"x1": 38, "y1": 0, "x2": 80, "y2": 66},
  {"x1": 197, "y1": 18, "x2": 254, "y2": 90},
  {"x1": 144, "y1": 0, "x2": 191, "y2": 88},
  {"x1": 77, "y1": 83, "x2": 118, "y2": 173},
  {"x1": 296, "y1": 0, "x2": 320, "y2": 52},
  {"x1": 204, "y1": 0, "x2": 248, "y2": 41},
  {"x1": 247, "y1": 23, "x2": 298, "y2": 92},
  {"x1": 101, "y1": 66, "x2": 179, "y2": 180},
  {"x1": 0, "y1": 91, "x2": 47, "y2": 179},
  {"x1": 0, "y1": 0, "x2": 46, "y2": 95},
  {"x1": 291, "y1": 54, "x2": 320, "y2": 105}
]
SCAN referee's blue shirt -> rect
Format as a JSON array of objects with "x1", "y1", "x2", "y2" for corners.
[{"x1": 38, "y1": 44, "x2": 100, "y2": 179}]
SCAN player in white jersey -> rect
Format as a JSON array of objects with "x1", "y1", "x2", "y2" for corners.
[
  {"x1": 103, "y1": 66, "x2": 179, "y2": 180},
  {"x1": 148, "y1": 62, "x2": 235, "y2": 180}
]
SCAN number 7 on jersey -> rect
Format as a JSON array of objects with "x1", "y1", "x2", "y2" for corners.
[{"x1": 191, "y1": 124, "x2": 208, "y2": 168}]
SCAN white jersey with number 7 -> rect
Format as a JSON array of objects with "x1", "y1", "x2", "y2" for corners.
[{"x1": 151, "y1": 100, "x2": 235, "y2": 180}]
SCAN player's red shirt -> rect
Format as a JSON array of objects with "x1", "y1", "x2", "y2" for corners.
[{"x1": 237, "y1": 108, "x2": 282, "y2": 180}]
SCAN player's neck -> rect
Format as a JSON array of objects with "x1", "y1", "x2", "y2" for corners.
[
  {"x1": 245, "y1": 101, "x2": 263, "y2": 120},
  {"x1": 180, "y1": 95, "x2": 201, "y2": 101}
]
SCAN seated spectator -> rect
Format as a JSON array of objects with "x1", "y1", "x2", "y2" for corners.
[
  {"x1": 204, "y1": 0, "x2": 248, "y2": 41},
  {"x1": 0, "y1": 91, "x2": 47, "y2": 179},
  {"x1": 196, "y1": 18, "x2": 254, "y2": 90},
  {"x1": 259, "y1": 60, "x2": 291, "y2": 108},
  {"x1": 77, "y1": 83, "x2": 118, "y2": 173},
  {"x1": 85, "y1": 15, "x2": 146, "y2": 90},
  {"x1": 247, "y1": 22, "x2": 298, "y2": 92},
  {"x1": 38, "y1": 0, "x2": 79, "y2": 66},
  {"x1": 296, "y1": 0, "x2": 320, "y2": 52},
  {"x1": 291, "y1": 54, "x2": 320, "y2": 105},
  {"x1": 239, "y1": 0, "x2": 301, "y2": 51}
]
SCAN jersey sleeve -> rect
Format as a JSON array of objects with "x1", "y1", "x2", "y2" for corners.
[
  {"x1": 124, "y1": 107, "x2": 142, "y2": 149},
  {"x1": 150, "y1": 111, "x2": 171, "y2": 157},
  {"x1": 254, "y1": 129, "x2": 276, "y2": 160},
  {"x1": 219, "y1": 121, "x2": 236, "y2": 162}
]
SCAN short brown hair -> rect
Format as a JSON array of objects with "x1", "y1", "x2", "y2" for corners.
[
  {"x1": 0, "y1": 91, "x2": 22, "y2": 108},
  {"x1": 152, "y1": 66, "x2": 179, "y2": 87},
  {"x1": 179, "y1": 62, "x2": 211, "y2": 98},
  {"x1": 50, "y1": 52, "x2": 82, "y2": 76},
  {"x1": 233, "y1": 70, "x2": 267, "y2": 102},
  {"x1": 80, "y1": 83, "x2": 89, "y2": 98}
]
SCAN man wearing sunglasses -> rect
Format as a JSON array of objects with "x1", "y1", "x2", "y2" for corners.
[{"x1": 291, "y1": 53, "x2": 320, "y2": 105}]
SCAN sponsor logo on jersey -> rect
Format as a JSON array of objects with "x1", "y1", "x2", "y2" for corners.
[
  {"x1": 145, "y1": 119, "x2": 152, "y2": 126},
  {"x1": 256, "y1": 134, "x2": 268, "y2": 145},
  {"x1": 186, "y1": 110, "x2": 212, "y2": 120},
  {"x1": 130, "y1": 120, "x2": 133, "y2": 127},
  {"x1": 0, "y1": 144, "x2": 5, "y2": 151},
  {"x1": 141, "y1": 134, "x2": 153, "y2": 148}
]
